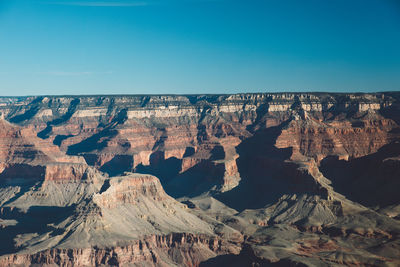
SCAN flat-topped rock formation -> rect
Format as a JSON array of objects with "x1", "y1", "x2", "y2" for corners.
[
  {"x1": 1, "y1": 93, "x2": 398, "y2": 195},
  {"x1": 0, "y1": 92, "x2": 400, "y2": 266}
]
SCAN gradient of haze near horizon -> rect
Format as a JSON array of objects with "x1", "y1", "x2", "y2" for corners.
[{"x1": 0, "y1": 0, "x2": 399, "y2": 96}]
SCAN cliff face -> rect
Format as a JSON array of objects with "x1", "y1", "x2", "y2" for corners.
[
  {"x1": 0, "y1": 233, "x2": 240, "y2": 267},
  {"x1": 1, "y1": 93, "x2": 398, "y2": 194},
  {"x1": 0, "y1": 92, "x2": 400, "y2": 266}
]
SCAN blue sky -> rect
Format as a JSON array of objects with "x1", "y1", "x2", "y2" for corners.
[{"x1": 0, "y1": 0, "x2": 399, "y2": 95}]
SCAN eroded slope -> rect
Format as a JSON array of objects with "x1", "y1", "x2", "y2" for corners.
[{"x1": 0, "y1": 92, "x2": 400, "y2": 266}]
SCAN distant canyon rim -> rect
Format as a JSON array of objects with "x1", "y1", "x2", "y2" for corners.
[{"x1": 0, "y1": 92, "x2": 400, "y2": 266}]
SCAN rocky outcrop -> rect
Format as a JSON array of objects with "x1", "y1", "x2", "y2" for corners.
[
  {"x1": 0, "y1": 170, "x2": 243, "y2": 265},
  {"x1": 275, "y1": 111, "x2": 397, "y2": 161},
  {"x1": 43, "y1": 163, "x2": 98, "y2": 182},
  {"x1": 2, "y1": 93, "x2": 398, "y2": 197},
  {"x1": 0, "y1": 118, "x2": 83, "y2": 165},
  {"x1": 0, "y1": 93, "x2": 400, "y2": 266},
  {"x1": 94, "y1": 174, "x2": 170, "y2": 208},
  {"x1": 0, "y1": 232, "x2": 241, "y2": 267}
]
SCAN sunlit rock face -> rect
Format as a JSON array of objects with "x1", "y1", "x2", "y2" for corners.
[
  {"x1": 1, "y1": 93, "x2": 397, "y2": 195},
  {"x1": 0, "y1": 92, "x2": 400, "y2": 266}
]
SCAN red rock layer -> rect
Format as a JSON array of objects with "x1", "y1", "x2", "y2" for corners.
[{"x1": 0, "y1": 233, "x2": 241, "y2": 267}]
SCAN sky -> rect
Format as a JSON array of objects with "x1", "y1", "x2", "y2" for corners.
[{"x1": 0, "y1": 0, "x2": 399, "y2": 96}]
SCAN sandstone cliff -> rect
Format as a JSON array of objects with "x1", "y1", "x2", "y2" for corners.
[{"x1": 0, "y1": 92, "x2": 399, "y2": 266}]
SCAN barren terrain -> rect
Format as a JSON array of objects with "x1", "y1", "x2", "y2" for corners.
[{"x1": 0, "y1": 93, "x2": 399, "y2": 266}]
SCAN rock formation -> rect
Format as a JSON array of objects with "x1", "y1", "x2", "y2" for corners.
[{"x1": 0, "y1": 92, "x2": 399, "y2": 266}]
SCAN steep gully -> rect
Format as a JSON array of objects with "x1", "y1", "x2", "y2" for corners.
[{"x1": 0, "y1": 93, "x2": 399, "y2": 266}]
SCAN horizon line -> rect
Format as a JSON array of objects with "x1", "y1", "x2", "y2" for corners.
[{"x1": 0, "y1": 91, "x2": 399, "y2": 98}]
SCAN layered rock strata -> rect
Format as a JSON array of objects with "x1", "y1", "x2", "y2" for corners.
[{"x1": 0, "y1": 92, "x2": 399, "y2": 266}]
